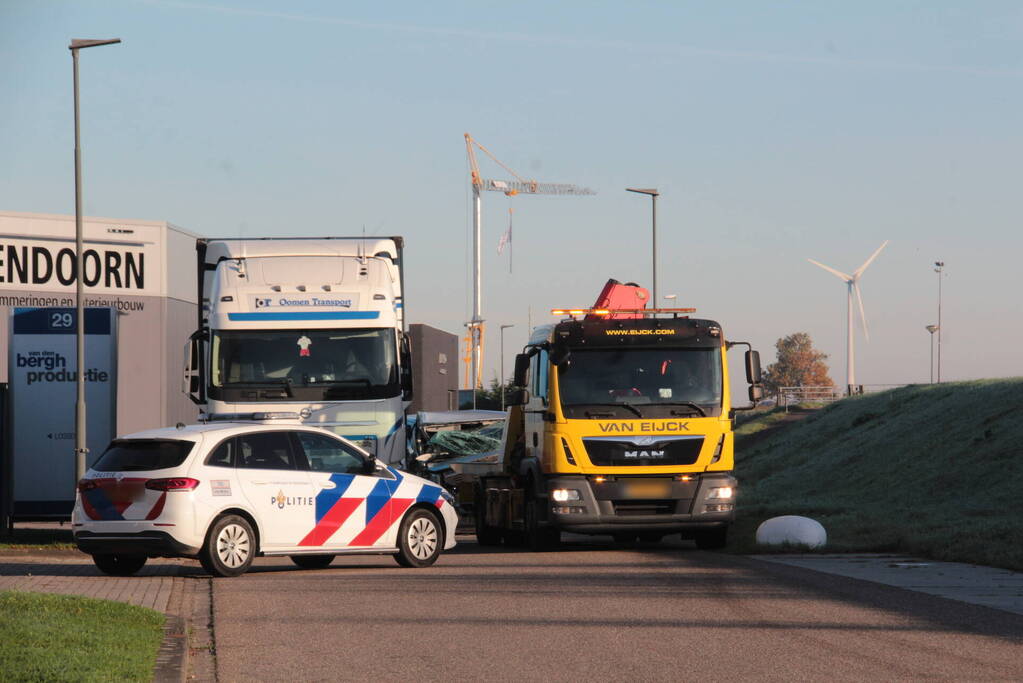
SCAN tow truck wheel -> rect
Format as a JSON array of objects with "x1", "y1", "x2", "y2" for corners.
[
  {"x1": 290, "y1": 554, "x2": 334, "y2": 569},
  {"x1": 394, "y1": 508, "x2": 443, "y2": 568},
  {"x1": 92, "y1": 554, "x2": 147, "y2": 576},
  {"x1": 693, "y1": 526, "x2": 728, "y2": 550},
  {"x1": 524, "y1": 496, "x2": 560, "y2": 551},
  {"x1": 474, "y1": 487, "x2": 503, "y2": 546}
]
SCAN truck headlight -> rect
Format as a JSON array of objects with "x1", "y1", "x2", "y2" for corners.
[
  {"x1": 707, "y1": 486, "x2": 734, "y2": 500},
  {"x1": 551, "y1": 488, "x2": 581, "y2": 502}
]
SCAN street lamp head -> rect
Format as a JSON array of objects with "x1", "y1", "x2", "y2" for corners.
[
  {"x1": 926, "y1": 324, "x2": 939, "y2": 334},
  {"x1": 70, "y1": 38, "x2": 122, "y2": 50},
  {"x1": 934, "y1": 261, "x2": 944, "y2": 268},
  {"x1": 500, "y1": 324, "x2": 515, "y2": 330},
  {"x1": 626, "y1": 187, "x2": 659, "y2": 197},
  {"x1": 663, "y1": 294, "x2": 677, "y2": 301}
]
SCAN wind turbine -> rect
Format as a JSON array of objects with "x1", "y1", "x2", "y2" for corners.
[{"x1": 808, "y1": 241, "x2": 888, "y2": 395}]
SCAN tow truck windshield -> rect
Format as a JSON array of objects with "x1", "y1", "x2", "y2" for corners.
[
  {"x1": 557, "y1": 347, "x2": 723, "y2": 418},
  {"x1": 210, "y1": 328, "x2": 398, "y2": 401}
]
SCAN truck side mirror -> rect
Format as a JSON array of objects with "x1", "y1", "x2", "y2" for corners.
[
  {"x1": 183, "y1": 330, "x2": 204, "y2": 405},
  {"x1": 513, "y1": 353, "x2": 531, "y2": 387},
  {"x1": 550, "y1": 346, "x2": 571, "y2": 366},
  {"x1": 745, "y1": 350, "x2": 762, "y2": 385},
  {"x1": 400, "y1": 333, "x2": 414, "y2": 402},
  {"x1": 507, "y1": 388, "x2": 529, "y2": 406},
  {"x1": 749, "y1": 385, "x2": 764, "y2": 402}
]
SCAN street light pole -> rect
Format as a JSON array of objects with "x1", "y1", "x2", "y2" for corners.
[
  {"x1": 70, "y1": 37, "x2": 120, "y2": 490},
  {"x1": 934, "y1": 261, "x2": 944, "y2": 383},
  {"x1": 499, "y1": 324, "x2": 514, "y2": 411},
  {"x1": 926, "y1": 324, "x2": 938, "y2": 383},
  {"x1": 626, "y1": 188, "x2": 660, "y2": 303}
]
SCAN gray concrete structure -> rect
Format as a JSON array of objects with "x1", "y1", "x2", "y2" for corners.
[
  {"x1": 408, "y1": 323, "x2": 458, "y2": 413},
  {"x1": 0, "y1": 211, "x2": 199, "y2": 520}
]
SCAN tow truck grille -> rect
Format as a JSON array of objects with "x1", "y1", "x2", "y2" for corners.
[
  {"x1": 582, "y1": 436, "x2": 704, "y2": 467},
  {"x1": 612, "y1": 499, "x2": 677, "y2": 515}
]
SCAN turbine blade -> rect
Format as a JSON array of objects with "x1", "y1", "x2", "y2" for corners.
[
  {"x1": 807, "y1": 258, "x2": 852, "y2": 281},
  {"x1": 854, "y1": 282, "x2": 869, "y2": 341},
  {"x1": 853, "y1": 240, "x2": 889, "y2": 278}
]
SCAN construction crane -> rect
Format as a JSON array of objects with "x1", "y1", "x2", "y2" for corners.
[{"x1": 464, "y1": 133, "x2": 596, "y2": 406}]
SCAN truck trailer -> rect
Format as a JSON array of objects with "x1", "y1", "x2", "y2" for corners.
[
  {"x1": 470, "y1": 284, "x2": 762, "y2": 549},
  {"x1": 183, "y1": 237, "x2": 413, "y2": 464}
]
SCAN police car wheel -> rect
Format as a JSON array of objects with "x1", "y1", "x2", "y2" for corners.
[
  {"x1": 394, "y1": 508, "x2": 442, "y2": 568},
  {"x1": 201, "y1": 515, "x2": 255, "y2": 577},
  {"x1": 92, "y1": 553, "x2": 147, "y2": 576},
  {"x1": 290, "y1": 554, "x2": 334, "y2": 569}
]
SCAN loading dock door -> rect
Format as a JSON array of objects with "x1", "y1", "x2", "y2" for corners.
[{"x1": 9, "y1": 308, "x2": 116, "y2": 519}]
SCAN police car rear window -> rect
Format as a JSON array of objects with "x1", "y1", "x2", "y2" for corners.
[{"x1": 92, "y1": 440, "x2": 195, "y2": 472}]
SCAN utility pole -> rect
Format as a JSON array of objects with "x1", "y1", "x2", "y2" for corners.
[
  {"x1": 626, "y1": 188, "x2": 660, "y2": 303},
  {"x1": 934, "y1": 261, "x2": 944, "y2": 383}
]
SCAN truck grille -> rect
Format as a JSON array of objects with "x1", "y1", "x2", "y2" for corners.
[
  {"x1": 612, "y1": 499, "x2": 677, "y2": 515},
  {"x1": 582, "y1": 435, "x2": 704, "y2": 467}
]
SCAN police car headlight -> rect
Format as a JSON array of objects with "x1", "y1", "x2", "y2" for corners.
[
  {"x1": 707, "y1": 486, "x2": 734, "y2": 500},
  {"x1": 551, "y1": 488, "x2": 581, "y2": 502}
]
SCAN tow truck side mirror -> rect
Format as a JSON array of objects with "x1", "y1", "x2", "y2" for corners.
[
  {"x1": 749, "y1": 384, "x2": 764, "y2": 402},
  {"x1": 745, "y1": 350, "x2": 762, "y2": 385},
  {"x1": 513, "y1": 354, "x2": 531, "y2": 388},
  {"x1": 507, "y1": 388, "x2": 529, "y2": 406}
]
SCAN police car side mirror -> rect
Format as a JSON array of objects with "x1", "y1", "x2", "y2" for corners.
[{"x1": 362, "y1": 456, "x2": 378, "y2": 474}]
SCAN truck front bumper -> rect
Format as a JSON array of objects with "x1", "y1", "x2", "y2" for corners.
[{"x1": 545, "y1": 473, "x2": 736, "y2": 534}]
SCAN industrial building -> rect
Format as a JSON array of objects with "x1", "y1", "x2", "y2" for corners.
[{"x1": 0, "y1": 211, "x2": 199, "y2": 523}]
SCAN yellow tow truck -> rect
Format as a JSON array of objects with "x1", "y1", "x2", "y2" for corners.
[{"x1": 471, "y1": 297, "x2": 763, "y2": 549}]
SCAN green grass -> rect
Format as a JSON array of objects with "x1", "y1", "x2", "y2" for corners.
[
  {"x1": 0, "y1": 528, "x2": 75, "y2": 550},
  {"x1": 729, "y1": 380, "x2": 1023, "y2": 571},
  {"x1": 0, "y1": 591, "x2": 164, "y2": 682}
]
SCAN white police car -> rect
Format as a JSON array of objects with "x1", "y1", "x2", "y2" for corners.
[{"x1": 72, "y1": 421, "x2": 458, "y2": 577}]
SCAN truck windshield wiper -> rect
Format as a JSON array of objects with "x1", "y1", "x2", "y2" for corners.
[
  {"x1": 227, "y1": 379, "x2": 293, "y2": 397},
  {"x1": 657, "y1": 401, "x2": 707, "y2": 417},
  {"x1": 576, "y1": 402, "x2": 644, "y2": 418},
  {"x1": 322, "y1": 379, "x2": 372, "y2": 386}
]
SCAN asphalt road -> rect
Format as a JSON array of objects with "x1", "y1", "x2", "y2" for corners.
[{"x1": 211, "y1": 535, "x2": 1023, "y2": 681}]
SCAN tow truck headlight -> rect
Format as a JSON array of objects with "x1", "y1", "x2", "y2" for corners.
[
  {"x1": 551, "y1": 488, "x2": 581, "y2": 502},
  {"x1": 707, "y1": 486, "x2": 734, "y2": 500}
]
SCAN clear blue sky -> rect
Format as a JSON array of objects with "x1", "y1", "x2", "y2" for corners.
[{"x1": 2, "y1": 0, "x2": 1021, "y2": 388}]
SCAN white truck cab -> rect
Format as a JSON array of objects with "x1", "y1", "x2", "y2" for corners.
[{"x1": 184, "y1": 238, "x2": 413, "y2": 465}]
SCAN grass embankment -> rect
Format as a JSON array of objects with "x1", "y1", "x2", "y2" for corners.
[
  {"x1": 0, "y1": 591, "x2": 164, "y2": 682},
  {"x1": 730, "y1": 380, "x2": 1023, "y2": 571}
]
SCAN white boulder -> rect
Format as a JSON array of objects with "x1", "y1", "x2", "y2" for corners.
[{"x1": 756, "y1": 515, "x2": 827, "y2": 549}]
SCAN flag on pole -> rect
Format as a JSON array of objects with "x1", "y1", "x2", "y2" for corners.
[
  {"x1": 497, "y1": 217, "x2": 511, "y2": 254},
  {"x1": 498, "y1": 208, "x2": 513, "y2": 274}
]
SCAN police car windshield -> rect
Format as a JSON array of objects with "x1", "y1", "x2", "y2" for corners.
[
  {"x1": 558, "y1": 348, "x2": 723, "y2": 418},
  {"x1": 211, "y1": 328, "x2": 398, "y2": 401},
  {"x1": 93, "y1": 439, "x2": 195, "y2": 472}
]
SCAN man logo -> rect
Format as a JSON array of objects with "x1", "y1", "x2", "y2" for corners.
[
  {"x1": 255, "y1": 298, "x2": 272, "y2": 308},
  {"x1": 624, "y1": 450, "x2": 666, "y2": 459}
]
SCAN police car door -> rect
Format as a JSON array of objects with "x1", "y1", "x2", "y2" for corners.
[
  {"x1": 291, "y1": 431, "x2": 399, "y2": 550},
  {"x1": 234, "y1": 430, "x2": 316, "y2": 551}
]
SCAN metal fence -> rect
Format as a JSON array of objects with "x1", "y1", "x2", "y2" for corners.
[
  {"x1": 776, "y1": 386, "x2": 843, "y2": 408},
  {"x1": 773, "y1": 383, "x2": 913, "y2": 409}
]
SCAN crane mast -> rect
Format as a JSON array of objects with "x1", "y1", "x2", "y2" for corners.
[{"x1": 463, "y1": 133, "x2": 595, "y2": 406}]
